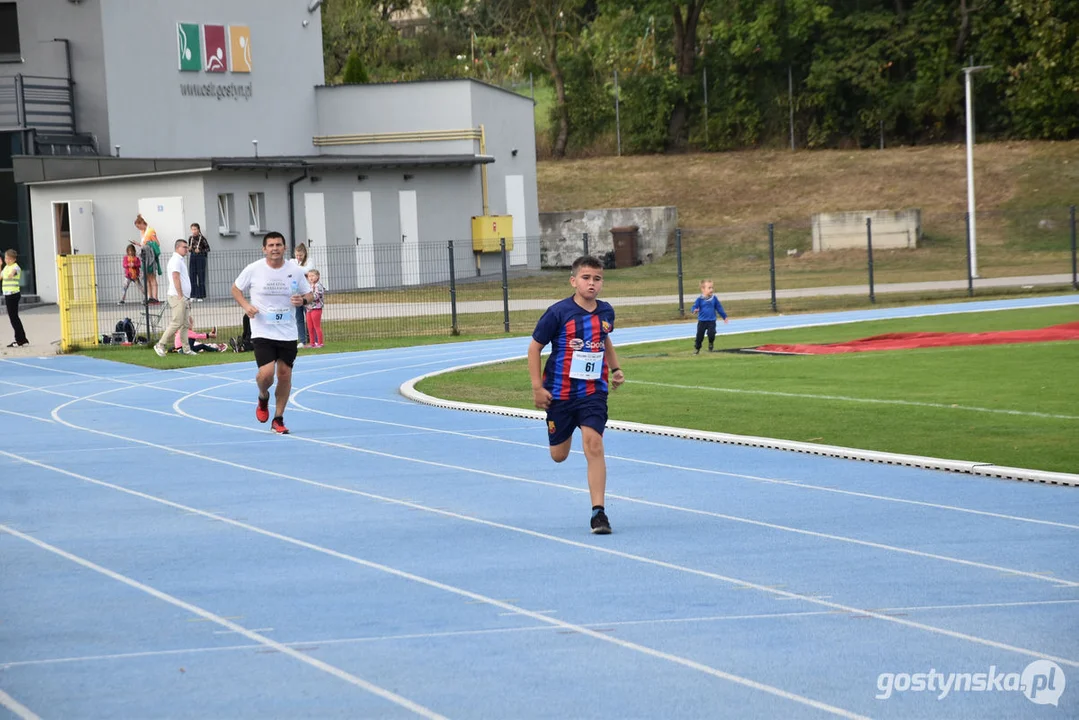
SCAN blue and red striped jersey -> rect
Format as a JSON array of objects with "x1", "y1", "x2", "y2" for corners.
[{"x1": 532, "y1": 296, "x2": 616, "y2": 400}]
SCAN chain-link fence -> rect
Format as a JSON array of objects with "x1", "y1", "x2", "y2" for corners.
[
  {"x1": 59, "y1": 205, "x2": 1079, "y2": 351},
  {"x1": 91, "y1": 236, "x2": 545, "y2": 349}
]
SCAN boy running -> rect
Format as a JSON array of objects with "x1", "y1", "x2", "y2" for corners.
[{"x1": 528, "y1": 255, "x2": 624, "y2": 534}]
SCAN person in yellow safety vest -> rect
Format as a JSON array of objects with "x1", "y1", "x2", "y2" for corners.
[{"x1": 2, "y1": 249, "x2": 28, "y2": 347}]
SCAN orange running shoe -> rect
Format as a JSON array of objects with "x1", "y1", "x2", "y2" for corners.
[{"x1": 255, "y1": 396, "x2": 270, "y2": 423}]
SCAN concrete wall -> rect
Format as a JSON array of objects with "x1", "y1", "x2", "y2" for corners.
[
  {"x1": 98, "y1": 0, "x2": 324, "y2": 158},
  {"x1": 29, "y1": 172, "x2": 208, "y2": 303},
  {"x1": 812, "y1": 209, "x2": 921, "y2": 252},
  {"x1": 539, "y1": 207, "x2": 678, "y2": 268},
  {"x1": 4, "y1": 0, "x2": 111, "y2": 148}
]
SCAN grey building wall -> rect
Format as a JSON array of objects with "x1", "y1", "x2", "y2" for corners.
[
  {"x1": 292, "y1": 166, "x2": 482, "y2": 290},
  {"x1": 467, "y1": 80, "x2": 538, "y2": 275},
  {"x1": 28, "y1": 172, "x2": 208, "y2": 303},
  {"x1": 98, "y1": 0, "x2": 323, "y2": 158},
  {"x1": 3, "y1": 0, "x2": 110, "y2": 148},
  {"x1": 315, "y1": 82, "x2": 475, "y2": 157}
]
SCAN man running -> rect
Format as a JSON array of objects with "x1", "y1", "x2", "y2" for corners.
[{"x1": 231, "y1": 232, "x2": 312, "y2": 434}]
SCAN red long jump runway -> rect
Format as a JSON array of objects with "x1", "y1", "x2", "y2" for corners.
[{"x1": 751, "y1": 321, "x2": 1079, "y2": 355}]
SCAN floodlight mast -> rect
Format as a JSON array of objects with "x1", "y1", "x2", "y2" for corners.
[{"x1": 963, "y1": 63, "x2": 991, "y2": 279}]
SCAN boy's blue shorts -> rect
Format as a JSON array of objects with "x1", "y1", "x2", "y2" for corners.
[{"x1": 546, "y1": 393, "x2": 608, "y2": 446}]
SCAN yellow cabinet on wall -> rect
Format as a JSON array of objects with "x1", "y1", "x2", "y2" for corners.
[{"x1": 471, "y1": 215, "x2": 514, "y2": 253}]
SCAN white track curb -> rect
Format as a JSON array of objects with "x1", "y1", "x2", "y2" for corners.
[{"x1": 400, "y1": 358, "x2": 1079, "y2": 489}]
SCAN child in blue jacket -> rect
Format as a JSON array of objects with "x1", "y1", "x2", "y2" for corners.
[{"x1": 691, "y1": 279, "x2": 728, "y2": 353}]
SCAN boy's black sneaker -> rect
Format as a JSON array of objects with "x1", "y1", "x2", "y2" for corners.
[
  {"x1": 590, "y1": 509, "x2": 612, "y2": 535},
  {"x1": 693, "y1": 348, "x2": 700, "y2": 355}
]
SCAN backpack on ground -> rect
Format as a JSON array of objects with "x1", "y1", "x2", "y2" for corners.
[{"x1": 115, "y1": 317, "x2": 135, "y2": 343}]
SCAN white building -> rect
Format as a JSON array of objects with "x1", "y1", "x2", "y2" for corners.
[{"x1": 2, "y1": 0, "x2": 539, "y2": 303}]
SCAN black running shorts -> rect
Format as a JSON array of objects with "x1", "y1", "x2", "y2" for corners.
[{"x1": 252, "y1": 338, "x2": 298, "y2": 368}]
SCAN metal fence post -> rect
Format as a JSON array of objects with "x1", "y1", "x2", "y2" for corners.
[
  {"x1": 768, "y1": 223, "x2": 777, "y2": 313},
  {"x1": 676, "y1": 228, "x2": 685, "y2": 317},
  {"x1": 866, "y1": 217, "x2": 875, "y2": 304},
  {"x1": 500, "y1": 237, "x2": 510, "y2": 333},
  {"x1": 1071, "y1": 204, "x2": 1077, "y2": 291},
  {"x1": 965, "y1": 212, "x2": 974, "y2": 297},
  {"x1": 614, "y1": 70, "x2": 621, "y2": 157},
  {"x1": 448, "y1": 240, "x2": 459, "y2": 335},
  {"x1": 143, "y1": 260, "x2": 151, "y2": 339},
  {"x1": 582, "y1": 232, "x2": 589, "y2": 258}
]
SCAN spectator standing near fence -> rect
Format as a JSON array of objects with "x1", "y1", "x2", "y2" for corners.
[
  {"x1": 188, "y1": 223, "x2": 210, "y2": 301},
  {"x1": 153, "y1": 239, "x2": 194, "y2": 357},
  {"x1": 305, "y1": 269, "x2": 325, "y2": 348},
  {"x1": 232, "y1": 232, "x2": 312, "y2": 434},
  {"x1": 2, "y1": 249, "x2": 28, "y2": 347},
  {"x1": 118, "y1": 244, "x2": 143, "y2": 304},
  {"x1": 134, "y1": 214, "x2": 161, "y2": 304},
  {"x1": 292, "y1": 243, "x2": 310, "y2": 347}
]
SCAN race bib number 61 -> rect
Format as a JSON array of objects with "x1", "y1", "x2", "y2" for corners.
[{"x1": 569, "y1": 350, "x2": 604, "y2": 380}]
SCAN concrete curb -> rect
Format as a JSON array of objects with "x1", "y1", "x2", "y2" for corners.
[{"x1": 398, "y1": 360, "x2": 1079, "y2": 489}]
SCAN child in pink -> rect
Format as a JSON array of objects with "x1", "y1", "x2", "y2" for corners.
[
  {"x1": 305, "y1": 269, "x2": 325, "y2": 348},
  {"x1": 119, "y1": 244, "x2": 142, "y2": 304},
  {"x1": 174, "y1": 316, "x2": 228, "y2": 353}
]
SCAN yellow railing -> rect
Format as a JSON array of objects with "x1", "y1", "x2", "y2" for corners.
[
  {"x1": 56, "y1": 254, "x2": 99, "y2": 352},
  {"x1": 311, "y1": 128, "x2": 483, "y2": 147},
  {"x1": 313, "y1": 126, "x2": 491, "y2": 216}
]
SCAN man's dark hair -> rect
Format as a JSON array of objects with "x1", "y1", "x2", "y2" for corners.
[
  {"x1": 174, "y1": 238, "x2": 188, "y2": 249},
  {"x1": 263, "y1": 231, "x2": 286, "y2": 247},
  {"x1": 571, "y1": 255, "x2": 603, "y2": 276}
]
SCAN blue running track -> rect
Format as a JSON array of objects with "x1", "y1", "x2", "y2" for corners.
[{"x1": 1, "y1": 296, "x2": 1077, "y2": 719}]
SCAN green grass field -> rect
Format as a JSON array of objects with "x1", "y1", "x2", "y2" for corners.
[{"x1": 416, "y1": 305, "x2": 1079, "y2": 474}]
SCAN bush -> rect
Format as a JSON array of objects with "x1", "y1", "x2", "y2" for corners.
[{"x1": 342, "y1": 51, "x2": 369, "y2": 84}]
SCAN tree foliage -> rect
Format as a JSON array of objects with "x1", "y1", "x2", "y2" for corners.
[{"x1": 320, "y1": 0, "x2": 1079, "y2": 155}]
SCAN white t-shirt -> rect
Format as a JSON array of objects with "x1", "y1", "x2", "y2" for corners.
[
  {"x1": 166, "y1": 252, "x2": 191, "y2": 298},
  {"x1": 233, "y1": 259, "x2": 311, "y2": 341}
]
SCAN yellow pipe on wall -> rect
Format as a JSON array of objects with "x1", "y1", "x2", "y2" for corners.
[
  {"x1": 479, "y1": 124, "x2": 488, "y2": 217},
  {"x1": 312, "y1": 129, "x2": 483, "y2": 146}
]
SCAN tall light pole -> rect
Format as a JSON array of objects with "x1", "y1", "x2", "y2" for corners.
[{"x1": 963, "y1": 63, "x2": 990, "y2": 278}]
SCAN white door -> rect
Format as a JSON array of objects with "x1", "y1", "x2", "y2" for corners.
[
  {"x1": 398, "y1": 190, "x2": 419, "y2": 286},
  {"x1": 353, "y1": 191, "x2": 375, "y2": 289},
  {"x1": 303, "y1": 192, "x2": 328, "y2": 276},
  {"x1": 506, "y1": 175, "x2": 527, "y2": 266},
  {"x1": 137, "y1": 196, "x2": 185, "y2": 247}
]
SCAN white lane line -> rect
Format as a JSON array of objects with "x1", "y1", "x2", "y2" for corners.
[
  {"x1": 0, "y1": 408, "x2": 54, "y2": 424},
  {"x1": 0, "y1": 523, "x2": 446, "y2": 720},
  {"x1": 8, "y1": 447, "x2": 1078, "y2": 674},
  {"x1": 290, "y1": 387, "x2": 1079, "y2": 532},
  {"x1": 2, "y1": 457, "x2": 869, "y2": 720},
  {"x1": 0, "y1": 689, "x2": 40, "y2": 720},
  {"x1": 16, "y1": 345, "x2": 1073, "y2": 532},
  {"x1": 305, "y1": 389, "x2": 415, "y2": 406},
  {"x1": 6, "y1": 599, "x2": 1079, "y2": 671},
  {"x1": 626, "y1": 380, "x2": 1079, "y2": 421},
  {"x1": 237, "y1": 392, "x2": 1079, "y2": 586},
  {"x1": 213, "y1": 628, "x2": 274, "y2": 635}
]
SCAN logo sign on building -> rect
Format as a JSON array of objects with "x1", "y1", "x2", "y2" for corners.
[
  {"x1": 229, "y1": 26, "x2": 251, "y2": 73},
  {"x1": 203, "y1": 25, "x2": 227, "y2": 72},
  {"x1": 177, "y1": 23, "x2": 252, "y2": 73},
  {"x1": 177, "y1": 23, "x2": 201, "y2": 71}
]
